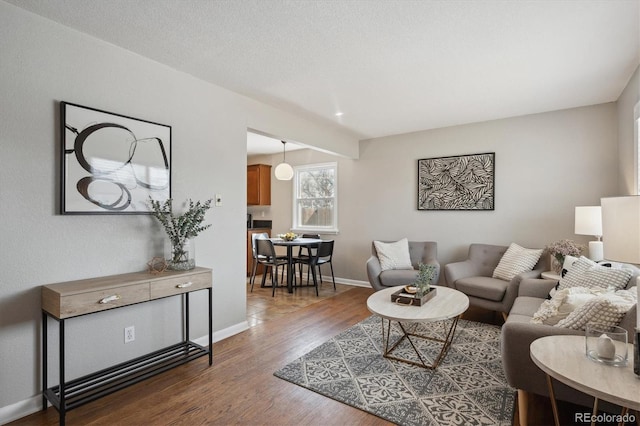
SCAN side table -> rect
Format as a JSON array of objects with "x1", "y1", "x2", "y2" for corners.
[
  {"x1": 541, "y1": 271, "x2": 561, "y2": 281},
  {"x1": 530, "y1": 335, "x2": 639, "y2": 426}
]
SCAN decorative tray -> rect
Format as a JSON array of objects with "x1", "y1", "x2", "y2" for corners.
[{"x1": 391, "y1": 286, "x2": 437, "y2": 306}]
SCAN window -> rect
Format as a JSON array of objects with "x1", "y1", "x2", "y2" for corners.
[{"x1": 292, "y1": 162, "x2": 338, "y2": 233}]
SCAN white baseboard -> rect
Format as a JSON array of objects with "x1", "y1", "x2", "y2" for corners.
[
  {"x1": 192, "y1": 320, "x2": 250, "y2": 347},
  {"x1": 0, "y1": 394, "x2": 42, "y2": 425},
  {"x1": 333, "y1": 277, "x2": 370, "y2": 288}
]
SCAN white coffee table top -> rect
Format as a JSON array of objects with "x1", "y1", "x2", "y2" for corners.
[
  {"x1": 530, "y1": 335, "x2": 640, "y2": 411},
  {"x1": 367, "y1": 285, "x2": 469, "y2": 322}
]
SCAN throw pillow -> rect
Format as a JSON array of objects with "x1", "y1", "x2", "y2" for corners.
[
  {"x1": 558, "y1": 256, "x2": 632, "y2": 292},
  {"x1": 492, "y1": 243, "x2": 543, "y2": 281},
  {"x1": 547, "y1": 255, "x2": 579, "y2": 299},
  {"x1": 555, "y1": 287, "x2": 637, "y2": 331},
  {"x1": 374, "y1": 238, "x2": 413, "y2": 272},
  {"x1": 532, "y1": 287, "x2": 599, "y2": 326}
]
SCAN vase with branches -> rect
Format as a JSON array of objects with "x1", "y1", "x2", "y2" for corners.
[
  {"x1": 545, "y1": 239, "x2": 583, "y2": 273},
  {"x1": 414, "y1": 262, "x2": 436, "y2": 297},
  {"x1": 149, "y1": 197, "x2": 212, "y2": 270}
]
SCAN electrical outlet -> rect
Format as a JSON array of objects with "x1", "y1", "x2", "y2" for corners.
[{"x1": 124, "y1": 326, "x2": 135, "y2": 343}]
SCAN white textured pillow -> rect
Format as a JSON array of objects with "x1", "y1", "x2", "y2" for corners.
[
  {"x1": 555, "y1": 287, "x2": 637, "y2": 331},
  {"x1": 374, "y1": 238, "x2": 413, "y2": 272},
  {"x1": 532, "y1": 287, "x2": 599, "y2": 326},
  {"x1": 492, "y1": 243, "x2": 543, "y2": 281},
  {"x1": 558, "y1": 256, "x2": 632, "y2": 292}
]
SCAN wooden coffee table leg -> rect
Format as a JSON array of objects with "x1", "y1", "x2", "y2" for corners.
[{"x1": 545, "y1": 374, "x2": 560, "y2": 426}]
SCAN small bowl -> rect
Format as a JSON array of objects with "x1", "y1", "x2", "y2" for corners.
[{"x1": 404, "y1": 285, "x2": 417, "y2": 294}]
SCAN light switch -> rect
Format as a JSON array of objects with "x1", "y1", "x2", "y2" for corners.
[{"x1": 215, "y1": 194, "x2": 222, "y2": 207}]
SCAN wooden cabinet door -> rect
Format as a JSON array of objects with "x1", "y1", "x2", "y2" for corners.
[{"x1": 247, "y1": 164, "x2": 271, "y2": 205}]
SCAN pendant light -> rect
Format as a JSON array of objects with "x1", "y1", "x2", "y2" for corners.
[{"x1": 274, "y1": 140, "x2": 294, "y2": 180}]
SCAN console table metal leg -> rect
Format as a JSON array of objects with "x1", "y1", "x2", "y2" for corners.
[
  {"x1": 42, "y1": 312, "x2": 47, "y2": 411},
  {"x1": 185, "y1": 292, "x2": 190, "y2": 341},
  {"x1": 59, "y1": 318, "x2": 66, "y2": 426},
  {"x1": 208, "y1": 287, "x2": 213, "y2": 365}
]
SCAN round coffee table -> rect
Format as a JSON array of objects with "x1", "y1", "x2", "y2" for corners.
[{"x1": 367, "y1": 285, "x2": 469, "y2": 369}]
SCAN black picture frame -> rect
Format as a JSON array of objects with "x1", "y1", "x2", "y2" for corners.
[
  {"x1": 417, "y1": 152, "x2": 495, "y2": 211},
  {"x1": 60, "y1": 102, "x2": 171, "y2": 214}
]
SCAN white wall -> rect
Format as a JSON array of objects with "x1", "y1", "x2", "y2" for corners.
[
  {"x1": 267, "y1": 104, "x2": 620, "y2": 282},
  {"x1": 0, "y1": 2, "x2": 357, "y2": 420},
  {"x1": 617, "y1": 65, "x2": 640, "y2": 194}
]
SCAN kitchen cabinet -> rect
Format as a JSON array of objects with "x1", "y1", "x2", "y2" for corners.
[{"x1": 247, "y1": 164, "x2": 271, "y2": 205}]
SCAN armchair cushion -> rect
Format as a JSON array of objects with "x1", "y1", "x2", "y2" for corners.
[
  {"x1": 492, "y1": 243, "x2": 543, "y2": 281},
  {"x1": 379, "y1": 269, "x2": 419, "y2": 287},
  {"x1": 373, "y1": 238, "x2": 412, "y2": 271},
  {"x1": 454, "y1": 276, "x2": 508, "y2": 301}
]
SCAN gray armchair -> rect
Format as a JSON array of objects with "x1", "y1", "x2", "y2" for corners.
[
  {"x1": 366, "y1": 241, "x2": 440, "y2": 291},
  {"x1": 444, "y1": 243, "x2": 548, "y2": 317}
]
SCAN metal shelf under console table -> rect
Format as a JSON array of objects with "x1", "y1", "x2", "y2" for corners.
[{"x1": 41, "y1": 266, "x2": 212, "y2": 425}]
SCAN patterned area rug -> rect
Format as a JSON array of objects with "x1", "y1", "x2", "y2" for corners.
[{"x1": 274, "y1": 316, "x2": 515, "y2": 426}]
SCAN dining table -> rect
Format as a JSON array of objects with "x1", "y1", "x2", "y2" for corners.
[{"x1": 270, "y1": 237, "x2": 323, "y2": 293}]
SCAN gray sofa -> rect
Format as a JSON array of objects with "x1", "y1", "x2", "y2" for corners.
[
  {"x1": 501, "y1": 268, "x2": 639, "y2": 425},
  {"x1": 444, "y1": 243, "x2": 549, "y2": 318},
  {"x1": 366, "y1": 241, "x2": 440, "y2": 291}
]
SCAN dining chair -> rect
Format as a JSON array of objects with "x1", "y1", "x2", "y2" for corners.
[
  {"x1": 249, "y1": 232, "x2": 269, "y2": 287},
  {"x1": 295, "y1": 234, "x2": 320, "y2": 286},
  {"x1": 296, "y1": 240, "x2": 336, "y2": 294},
  {"x1": 255, "y1": 238, "x2": 288, "y2": 296},
  {"x1": 314, "y1": 240, "x2": 336, "y2": 290}
]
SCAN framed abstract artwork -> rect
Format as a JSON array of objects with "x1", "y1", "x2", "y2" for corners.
[
  {"x1": 417, "y1": 152, "x2": 495, "y2": 211},
  {"x1": 60, "y1": 102, "x2": 171, "y2": 214}
]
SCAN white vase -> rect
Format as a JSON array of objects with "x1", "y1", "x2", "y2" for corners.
[{"x1": 165, "y1": 238, "x2": 195, "y2": 270}]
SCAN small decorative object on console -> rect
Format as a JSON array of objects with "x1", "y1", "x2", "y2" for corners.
[
  {"x1": 146, "y1": 256, "x2": 167, "y2": 274},
  {"x1": 149, "y1": 197, "x2": 212, "y2": 270}
]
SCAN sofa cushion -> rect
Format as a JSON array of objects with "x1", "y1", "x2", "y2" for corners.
[
  {"x1": 379, "y1": 269, "x2": 419, "y2": 287},
  {"x1": 455, "y1": 276, "x2": 507, "y2": 301},
  {"x1": 374, "y1": 238, "x2": 413, "y2": 271},
  {"x1": 558, "y1": 256, "x2": 633, "y2": 292},
  {"x1": 492, "y1": 243, "x2": 543, "y2": 281},
  {"x1": 509, "y1": 296, "x2": 544, "y2": 317}
]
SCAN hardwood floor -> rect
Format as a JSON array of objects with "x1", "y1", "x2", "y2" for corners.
[{"x1": 9, "y1": 280, "x2": 621, "y2": 425}]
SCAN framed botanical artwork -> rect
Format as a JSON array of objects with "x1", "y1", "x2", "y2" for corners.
[
  {"x1": 417, "y1": 152, "x2": 495, "y2": 211},
  {"x1": 60, "y1": 102, "x2": 171, "y2": 214}
]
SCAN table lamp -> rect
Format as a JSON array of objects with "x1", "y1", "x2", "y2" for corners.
[
  {"x1": 575, "y1": 206, "x2": 603, "y2": 261},
  {"x1": 601, "y1": 196, "x2": 640, "y2": 377}
]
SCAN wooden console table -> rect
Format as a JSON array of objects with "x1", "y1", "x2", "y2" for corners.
[{"x1": 41, "y1": 267, "x2": 212, "y2": 425}]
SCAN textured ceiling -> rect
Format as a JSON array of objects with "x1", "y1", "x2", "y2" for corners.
[{"x1": 8, "y1": 0, "x2": 640, "y2": 142}]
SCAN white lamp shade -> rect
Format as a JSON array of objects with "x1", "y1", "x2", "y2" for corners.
[
  {"x1": 574, "y1": 206, "x2": 602, "y2": 237},
  {"x1": 601, "y1": 196, "x2": 640, "y2": 264},
  {"x1": 274, "y1": 162, "x2": 294, "y2": 180}
]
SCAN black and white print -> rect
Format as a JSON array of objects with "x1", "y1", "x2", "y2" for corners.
[{"x1": 418, "y1": 153, "x2": 495, "y2": 211}]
